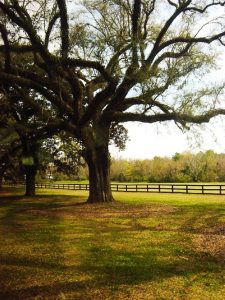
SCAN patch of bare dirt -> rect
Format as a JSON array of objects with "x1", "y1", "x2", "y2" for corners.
[
  {"x1": 205, "y1": 224, "x2": 225, "y2": 235},
  {"x1": 193, "y1": 233, "x2": 225, "y2": 264},
  {"x1": 23, "y1": 202, "x2": 177, "y2": 219}
]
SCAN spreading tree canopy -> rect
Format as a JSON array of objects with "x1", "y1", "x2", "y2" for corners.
[{"x1": 1, "y1": 0, "x2": 225, "y2": 202}]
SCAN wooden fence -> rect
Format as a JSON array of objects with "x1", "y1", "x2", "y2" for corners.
[{"x1": 32, "y1": 183, "x2": 225, "y2": 195}]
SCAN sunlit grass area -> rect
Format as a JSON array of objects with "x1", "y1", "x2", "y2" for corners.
[{"x1": 1, "y1": 186, "x2": 225, "y2": 299}]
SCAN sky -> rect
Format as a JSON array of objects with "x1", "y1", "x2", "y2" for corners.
[
  {"x1": 107, "y1": 5, "x2": 225, "y2": 160},
  {"x1": 112, "y1": 55, "x2": 225, "y2": 160},
  {"x1": 110, "y1": 117, "x2": 225, "y2": 159}
]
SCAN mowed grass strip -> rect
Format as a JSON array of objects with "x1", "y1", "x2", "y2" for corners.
[{"x1": 0, "y1": 186, "x2": 225, "y2": 299}]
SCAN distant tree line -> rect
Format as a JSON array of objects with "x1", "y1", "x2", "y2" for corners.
[
  {"x1": 33, "y1": 150, "x2": 225, "y2": 183},
  {"x1": 2, "y1": 147, "x2": 225, "y2": 184},
  {"x1": 110, "y1": 151, "x2": 225, "y2": 183}
]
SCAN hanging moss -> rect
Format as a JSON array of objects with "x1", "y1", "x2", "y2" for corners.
[{"x1": 22, "y1": 156, "x2": 34, "y2": 166}]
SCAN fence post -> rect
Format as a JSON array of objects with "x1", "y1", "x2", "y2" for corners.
[
  {"x1": 186, "y1": 185, "x2": 188, "y2": 194},
  {"x1": 172, "y1": 185, "x2": 174, "y2": 193},
  {"x1": 136, "y1": 184, "x2": 138, "y2": 192},
  {"x1": 158, "y1": 184, "x2": 161, "y2": 193},
  {"x1": 220, "y1": 185, "x2": 222, "y2": 195},
  {"x1": 202, "y1": 185, "x2": 204, "y2": 194}
]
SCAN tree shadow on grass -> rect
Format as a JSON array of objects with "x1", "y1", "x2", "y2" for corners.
[
  {"x1": 175, "y1": 206, "x2": 225, "y2": 235},
  {"x1": 0, "y1": 206, "x2": 70, "y2": 300},
  {"x1": 1, "y1": 196, "x2": 225, "y2": 299},
  {"x1": 0, "y1": 194, "x2": 85, "y2": 201},
  {"x1": 0, "y1": 239, "x2": 223, "y2": 299},
  {"x1": 0, "y1": 186, "x2": 87, "y2": 204},
  {"x1": 0, "y1": 195, "x2": 88, "y2": 219}
]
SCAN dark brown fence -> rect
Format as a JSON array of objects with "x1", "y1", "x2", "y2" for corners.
[{"x1": 33, "y1": 183, "x2": 225, "y2": 195}]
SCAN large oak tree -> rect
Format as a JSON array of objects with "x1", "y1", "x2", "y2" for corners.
[{"x1": 1, "y1": 0, "x2": 225, "y2": 202}]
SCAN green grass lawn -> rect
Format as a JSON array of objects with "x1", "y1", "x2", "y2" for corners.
[{"x1": 0, "y1": 186, "x2": 225, "y2": 299}]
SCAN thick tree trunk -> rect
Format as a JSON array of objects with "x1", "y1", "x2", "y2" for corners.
[
  {"x1": 24, "y1": 165, "x2": 36, "y2": 197},
  {"x1": 21, "y1": 139, "x2": 39, "y2": 197},
  {"x1": 85, "y1": 145, "x2": 114, "y2": 203}
]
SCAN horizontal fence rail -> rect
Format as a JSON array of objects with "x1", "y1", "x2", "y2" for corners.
[{"x1": 28, "y1": 183, "x2": 225, "y2": 195}]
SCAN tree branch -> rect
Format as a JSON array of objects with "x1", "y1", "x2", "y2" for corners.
[
  {"x1": 0, "y1": 2, "x2": 50, "y2": 60},
  {"x1": 106, "y1": 43, "x2": 132, "y2": 73},
  {"x1": 45, "y1": 11, "x2": 60, "y2": 48},
  {"x1": 61, "y1": 57, "x2": 114, "y2": 83},
  {"x1": 132, "y1": 0, "x2": 141, "y2": 36},
  {"x1": 167, "y1": 0, "x2": 178, "y2": 9},
  {"x1": 152, "y1": 44, "x2": 192, "y2": 68},
  {"x1": 109, "y1": 109, "x2": 225, "y2": 125},
  {"x1": 159, "y1": 31, "x2": 225, "y2": 51},
  {"x1": 185, "y1": 2, "x2": 225, "y2": 13},
  {"x1": 79, "y1": 81, "x2": 118, "y2": 126},
  {"x1": 0, "y1": 23, "x2": 11, "y2": 71},
  {"x1": 146, "y1": 0, "x2": 191, "y2": 64},
  {"x1": 56, "y1": 0, "x2": 69, "y2": 58},
  {"x1": 131, "y1": 0, "x2": 141, "y2": 64},
  {"x1": 0, "y1": 71, "x2": 73, "y2": 117},
  {"x1": 143, "y1": 0, "x2": 156, "y2": 40},
  {"x1": 9, "y1": 86, "x2": 56, "y2": 125},
  {"x1": 0, "y1": 44, "x2": 33, "y2": 53}
]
